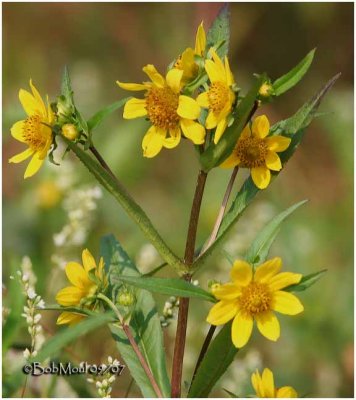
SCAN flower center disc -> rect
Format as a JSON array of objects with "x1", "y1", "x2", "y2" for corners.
[
  {"x1": 236, "y1": 136, "x2": 268, "y2": 168},
  {"x1": 239, "y1": 282, "x2": 271, "y2": 315},
  {"x1": 145, "y1": 86, "x2": 180, "y2": 130},
  {"x1": 23, "y1": 115, "x2": 48, "y2": 151},
  {"x1": 208, "y1": 82, "x2": 229, "y2": 114}
]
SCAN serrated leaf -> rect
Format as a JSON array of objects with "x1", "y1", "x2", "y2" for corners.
[
  {"x1": 245, "y1": 200, "x2": 307, "y2": 265},
  {"x1": 273, "y1": 49, "x2": 316, "y2": 96},
  {"x1": 285, "y1": 269, "x2": 327, "y2": 292},
  {"x1": 113, "y1": 275, "x2": 216, "y2": 303},
  {"x1": 188, "y1": 323, "x2": 237, "y2": 397},
  {"x1": 63, "y1": 138, "x2": 186, "y2": 274},
  {"x1": 192, "y1": 74, "x2": 339, "y2": 273},
  {"x1": 101, "y1": 235, "x2": 171, "y2": 398},
  {"x1": 206, "y1": 4, "x2": 230, "y2": 59},
  {"x1": 87, "y1": 98, "x2": 130, "y2": 132},
  {"x1": 200, "y1": 75, "x2": 264, "y2": 171}
]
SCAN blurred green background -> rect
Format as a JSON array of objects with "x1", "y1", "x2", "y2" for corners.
[{"x1": 3, "y1": 2, "x2": 353, "y2": 398}]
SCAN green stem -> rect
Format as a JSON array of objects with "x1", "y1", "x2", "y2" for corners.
[{"x1": 97, "y1": 294, "x2": 163, "y2": 398}]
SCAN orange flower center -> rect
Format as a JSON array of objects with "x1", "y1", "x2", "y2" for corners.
[
  {"x1": 145, "y1": 86, "x2": 180, "y2": 130},
  {"x1": 236, "y1": 136, "x2": 268, "y2": 168},
  {"x1": 239, "y1": 282, "x2": 271, "y2": 315},
  {"x1": 23, "y1": 114, "x2": 49, "y2": 151},
  {"x1": 208, "y1": 82, "x2": 229, "y2": 114}
]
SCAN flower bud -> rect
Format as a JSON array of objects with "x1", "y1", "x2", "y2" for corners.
[
  {"x1": 62, "y1": 124, "x2": 79, "y2": 141},
  {"x1": 259, "y1": 82, "x2": 273, "y2": 98},
  {"x1": 117, "y1": 290, "x2": 135, "y2": 307}
]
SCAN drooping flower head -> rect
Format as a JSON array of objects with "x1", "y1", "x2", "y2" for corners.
[
  {"x1": 56, "y1": 249, "x2": 107, "y2": 325},
  {"x1": 220, "y1": 115, "x2": 291, "y2": 189},
  {"x1": 251, "y1": 368, "x2": 298, "y2": 398},
  {"x1": 207, "y1": 257, "x2": 304, "y2": 348},
  {"x1": 174, "y1": 22, "x2": 206, "y2": 84},
  {"x1": 196, "y1": 48, "x2": 236, "y2": 144},
  {"x1": 117, "y1": 65, "x2": 205, "y2": 157},
  {"x1": 9, "y1": 80, "x2": 54, "y2": 178}
]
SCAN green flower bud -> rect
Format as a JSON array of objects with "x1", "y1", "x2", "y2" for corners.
[{"x1": 62, "y1": 124, "x2": 79, "y2": 140}]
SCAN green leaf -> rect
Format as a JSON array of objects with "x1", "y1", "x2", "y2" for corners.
[
  {"x1": 143, "y1": 262, "x2": 168, "y2": 277},
  {"x1": 2, "y1": 263, "x2": 25, "y2": 354},
  {"x1": 192, "y1": 74, "x2": 339, "y2": 273},
  {"x1": 113, "y1": 275, "x2": 216, "y2": 303},
  {"x1": 206, "y1": 4, "x2": 230, "y2": 59},
  {"x1": 61, "y1": 65, "x2": 74, "y2": 103},
  {"x1": 188, "y1": 323, "x2": 237, "y2": 397},
  {"x1": 200, "y1": 75, "x2": 264, "y2": 171},
  {"x1": 41, "y1": 304, "x2": 101, "y2": 317},
  {"x1": 63, "y1": 137, "x2": 186, "y2": 274},
  {"x1": 87, "y1": 98, "x2": 130, "y2": 132},
  {"x1": 285, "y1": 269, "x2": 327, "y2": 292},
  {"x1": 245, "y1": 200, "x2": 307, "y2": 265},
  {"x1": 273, "y1": 49, "x2": 316, "y2": 96},
  {"x1": 101, "y1": 235, "x2": 171, "y2": 398}
]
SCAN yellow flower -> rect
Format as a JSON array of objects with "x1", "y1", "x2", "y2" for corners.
[
  {"x1": 251, "y1": 368, "x2": 298, "y2": 398},
  {"x1": 220, "y1": 115, "x2": 291, "y2": 189},
  {"x1": 56, "y1": 249, "x2": 107, "y2": 325},
  {"x1": 196, "y1": 48, "x2": 236, "y2": 144},
  {"x1": 117, "y1": 65, "x2": 205, "y2": 157},
  {"x1": 174, "y1": 22, "x2": 206, "y2": 84},
  {"x1": 9, "y1": 80, "x2": 54, "y2": 178},
  {"x1": 206, "y1": 257, "x2": 304, "y2": 348}
]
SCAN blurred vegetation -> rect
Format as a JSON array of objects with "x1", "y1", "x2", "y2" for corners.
[{"x1": 3, "y1": 3, "x2": 353, "y2": 398}]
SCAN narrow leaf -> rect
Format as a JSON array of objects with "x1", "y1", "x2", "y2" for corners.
[
  {"x1": 87, "y1": 98, "x2": 130, "y2": 132},
  {"x1": 63, "y1": 138, "x2": 186, "y2": 274},
  {"x1": 61, "y1": 65, "x2": 74, "y2": 102},
  {"x1": 200, "y1": 75, "x2": 264, "y2": 171},
  {"x1": 273, "y1": 49, "x2": 316, "y2": 96},
  {"x1": 285, "y1": 269, "x2": 327, "y2": 292},
  {"x1": 245, "y1": 200, "x2": 307, "y2": 264},
  {"x1": 188, "y1": 323, "x2": 237, "y2": 397},
  {"x1": 101, "y1": 235, "x2": 171, "y2": 398},
  {"x1": 113, "y1": 275, "x2": 216, "y2": 303},
  {"x1": 206, "y1": 4, "x2": 230, "y2": 59}
]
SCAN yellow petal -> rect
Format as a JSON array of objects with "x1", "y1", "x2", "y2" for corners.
[
  {"x1": 19, "y1": 89, "x2": 41, "y2": 116},
  {"x1": 65, "y1": 262, "x2": 91, "y2": 289},
  {"x1": 265, "y1": 151, "x2": 282, "y2": 171},
  {"x1": 180, "y1": 119, "x2": 205, "y2": 144},
  {"x1": 57, "y1": 311, "x2": 85, "y2": 325},
  {"x1": 116, "y1": 81, "x2": 150, "y2": 91},
  {"x1": 252, "y1": 115, "x2": 270, "y2": 139},
  {"x1": 123, "y1": 98, "x2": 147, "y2": 119},
  {"x1": 82, "y1": 249, "x2": 96, "y2": 272},
  {"x1": 177, "y1": 95, "x2": 200, "y2": 120},
  {"x1": 224, "y1": 56, "x2": 234, "y2": 86},
  {"x1": 255, "y1": 311, "x2": 280, "y2": 342},
  {"x1": 230, "y1": 260, "x2": 253, "y2": 286},
  {"x1": 24, "y1": 153, "x2": 45, "y2": 179},
  {"x1": 212, "y1": 283, "x2": 241, "y2": 300},
  {"x1": 206, "y1": 300, "x2": 239, "y2": 325},
  {"x1": 268, "y1": 272, "x2": 302, "y2": 291},
  {"x1": 196, "y1": 92, "x2": 209, "y2": 108},
  {"x1": 251, "y1": 166, "x2": 271, "y2": 189},
  {"x1": 9, "y1": 148, "x2": 34, "y2": 164},
  {"x1": 11, "y1": 120, "x2": 26, "y2": 143},
  {"x1": 254, "y1": 257, "x2": 282, "y2": 284},
  {"x1": 266, "y1": 135, "x2": 291, "y2": 152},
  {"x1": 272, "y1": 291, "x2": 304, "y2": 315},
  {"x1": 213, "y1": 118, "x2": 228, "y2": 144},
  {"x1": 163, "y1": 127, "x2": 181, "y2": 149},
  {"x1": 194, "y1": 22, "x2": 206, "y2": 56},
  {"x1": 142, "y1": 125, "x2": 164, "y2": 158},
  {"x1": 210, "y1": 49, "x2": 226, "y2": 79},
  {"x1": 56, "y1": 286, "x2": 85, "y2": 306},
  {"x1": 205, "y1": 59, "x2": 222, "y2": 83},
  {"x1": 205, "y1": 110, "x2": 218, "y2": 129},
  {"x1": 219, "y1": 152, "x2": 240, "y2": 169},
  {"x1": 277, "y1": 386, "x2": 298, "y2": 398},
  {"x1": 142, "y1": 64, "x2": 165, "y2": 88},
  {"x1": 29, "y1": 79, "x2": 46, "y2": 116},
  {"x1": 261, "y1": 368, "x2": 276, "y2": 398},
  {"x1": 231, "y1": 312, "x2": 253, "y2": 348},
  {"x1": 251, "y1": 370, "x2": 265, "y2": 397},
  {"x1": 96, "y1": 257, "x2": 105, "y2": 281},
  {"x1": 166, "y1": 68, "x2": 183, "y2": 93}
]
